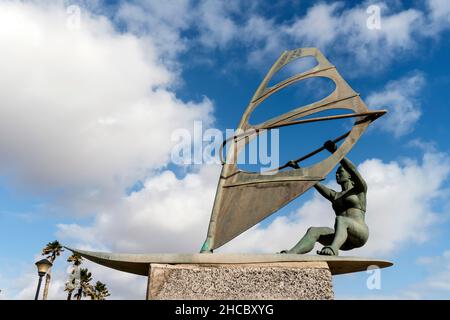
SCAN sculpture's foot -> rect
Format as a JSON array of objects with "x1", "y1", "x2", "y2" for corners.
[{"x1": 317, "y1": 246, "x2": 338, "y2": 256}]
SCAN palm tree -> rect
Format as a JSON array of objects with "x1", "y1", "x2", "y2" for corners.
[
  {"x1": 73, "y1": 268, "x2": 92, "y2": 300},
  {"x1": 87, "y1": 281, "x2": 110, "y2": 300},
  {"x1": 41, "y1": 240, "x2": 64, "y2": 300},
  {"x1": 67, "y1": 253, "x2": 83, "y2": 265},
  {"x1": 65, "y1": 253, "x2": 83, "y2": 300}
]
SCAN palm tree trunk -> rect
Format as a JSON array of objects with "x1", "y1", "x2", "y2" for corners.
[
  {"x1": 42, "y1": 255, "x2": 56, "y2": 300},
  {"x1": 67, "y1": 291, "x2": 72, "y2": 300},
  {"x1": 42, "y1": 268, "x2": 52, "y2": 300}
]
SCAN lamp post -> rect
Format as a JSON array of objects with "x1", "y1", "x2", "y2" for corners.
[{"x1": 34, "y1": 258, "x2": 52, "y2": 300}]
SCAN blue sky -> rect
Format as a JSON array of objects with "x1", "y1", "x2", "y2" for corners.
[{"x1": 1, "y1": 0, "x2": 450, "y2": 299}]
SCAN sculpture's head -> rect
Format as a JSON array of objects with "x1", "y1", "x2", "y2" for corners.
[{"x1": 336, "y1": 166, "x2": 352, "y2": 185}]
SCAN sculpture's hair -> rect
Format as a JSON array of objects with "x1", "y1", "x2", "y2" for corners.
[{"x1": 337, "y1": 165, "x2": 354, "y2": 184}]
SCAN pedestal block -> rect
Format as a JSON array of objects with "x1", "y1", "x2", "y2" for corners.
[{"x1": 147, "y1": 262, "x2": 333, "y2": 300}]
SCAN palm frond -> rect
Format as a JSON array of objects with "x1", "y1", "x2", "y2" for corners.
[
  {"x1": 67, "y1": 253, "x2": 83, "y2": 265},
  {"x1": 41, "y1": 240, "x2": 64, "y2": 262}
]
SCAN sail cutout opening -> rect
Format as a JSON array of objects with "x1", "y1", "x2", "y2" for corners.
[
  {"x1": 268, "y1": 55, "x2": 318, "y2": 87},
  {"x1": 286, "y1": 108, "x2": 356, "y2": 123},
  {"x1": 249, "y1": 77, "x2": 336, "y2": 126},
  {"x1": 236, "y1": 110, "x2": 354, "y2": 173}
]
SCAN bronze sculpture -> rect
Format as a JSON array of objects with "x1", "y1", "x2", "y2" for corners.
[
  {"x1": 200, "y1": 47, "x2": 385, "y2": 253},
  {"x1": 282, "y1": 140, "x2": 368, "y2": 256}
]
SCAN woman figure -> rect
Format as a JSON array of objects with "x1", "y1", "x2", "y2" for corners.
[{"x1": 282, "y1": 140, "x2": 368, "y2": 256}]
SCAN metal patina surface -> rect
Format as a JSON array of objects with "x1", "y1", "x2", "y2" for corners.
[
  {"x1": 67, "y1": 247, "x2": 393, "y2": 276},
  {"x1": 200, "y1": 47, "x2": 386, "y2": 252}
]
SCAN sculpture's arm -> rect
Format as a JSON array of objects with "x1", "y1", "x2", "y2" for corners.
[
  {"x1": 314, "y1": 182, "x2": 336, "y2": 201},
  {"x1": 323, "y1": 140, "x2": 367, "y2": 192},
  {"x1": 340, "y1": 157, "x2": 367, "y2": 192}
]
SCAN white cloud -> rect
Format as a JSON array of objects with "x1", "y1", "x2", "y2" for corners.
[
  {"x1": 426, "y1": 0, "x2": 450, "y2": 35},
  {"x1": 367, "y1": 72, "x2": 425, "y2": 137},
  {"x1": 278, "y1": 2, "x2": 425, "y2": 72},
  {"x1": 196, "y1": 0, "x2": 239, "y2": 48},
  {"x1": 97, "y1": 1, "x2": 450, "y2": 73},
  {"x1": 353, "y1": 152, "x2": 449, "y2": 256},
  {"x1": 416, "y1": 251, "x2": 450, "y2": 293},
  {"x1": 114, "y1": 0, "x2": 242, "y2": 58},
  {"x1": 0, "y1": 0, "x2": 217, "y2": 301},
  {"x1": 240, "y1": 16, "x2": 282, "y2": 67},
  {"x1": 1, "y1": 254, "x2": 145, "y2": 300},
  {"x1": 407, "y1": 139, "x2": 438, "y2": 153},
  {"x1": 381, "y1": 9, "x2": 424, "y2": 47},
  {"x1": 77, "y1": 260, "x2": 146, "y2": 299},
  {"x1": 1, "y1": 260, "x2": 68, "y2": 300},
  {"x1": 257, "y1": 1, "x2": 447, "y2": 72},
  {"x1": 0, "y1": 2, "x2": 213, "y2": 214},
  {"x1": 220, "y1": 192, "x2": 333, "y2": 253},
  {"x1": 284, "y1": 3, "x2": 342, "y2": 48},
  {"x1": 57, "y1": 165, "x2": 220, "y2": 253},
  {"x1": 52, "y1": 165, "x2": 221, "y2": 299},
  {"x1": 115, "y1": 0, "x2": 192, "y2": 62},
  {"x1": 355, "y1": 250, "x2": 450, "y2": 299}
]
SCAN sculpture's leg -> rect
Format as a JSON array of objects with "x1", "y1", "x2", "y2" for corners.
[
  {"x1": 283, "y1": 227, "x2": 334, "y2": 254},
  {"x1": 318, "y1": 216, "x2": 349, "y2": 256}
]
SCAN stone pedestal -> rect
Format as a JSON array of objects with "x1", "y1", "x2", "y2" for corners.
[{"x1": 147, "y1": 262, "x2": 333, "y2": 300}]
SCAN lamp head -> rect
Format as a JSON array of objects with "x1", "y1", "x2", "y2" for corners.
[{"x1": 35, "y1": 259, "x2": 53, "y2": 277}]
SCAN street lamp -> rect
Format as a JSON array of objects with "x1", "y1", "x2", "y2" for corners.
[{"x1": 34, "y1": 258, "x2": 52, "y2": 300}]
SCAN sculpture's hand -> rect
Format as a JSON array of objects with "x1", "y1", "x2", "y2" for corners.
[
  {"x1": 324, "y1": 140, "x2": 337, "y2": 153},
  {"x1": 287, "y1": 160, "x2": 300, "y2": 169}
]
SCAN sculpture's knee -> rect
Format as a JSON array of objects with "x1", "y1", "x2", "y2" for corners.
[
  {"x1": 336, "y1": 216, "x2": 346, "y2": 224},
  {"x1": 306, "y1": 227, "x2": 319, "y2": 236}
]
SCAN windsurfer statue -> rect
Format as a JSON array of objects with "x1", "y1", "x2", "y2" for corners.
[{"x1": 282, "y1": 140, "x2": 368, "y2": 256}]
